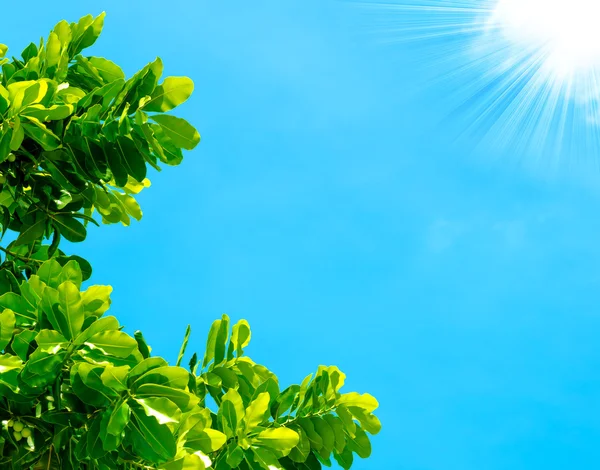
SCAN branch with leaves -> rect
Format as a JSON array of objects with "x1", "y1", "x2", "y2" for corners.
[{"x1": 0, "y1": 13, "x2": 380, "y2": 469}]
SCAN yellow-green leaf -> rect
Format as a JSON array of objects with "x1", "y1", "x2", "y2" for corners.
[
  {"x1": 244, "y1": 392, "x2": 270, "y2": 433},
  {"x1": 56, "y1": 281, "x2": 84, "y2": 340},
  {"x1": 253, "y1": 427, "x2": 300, "y2": 453},
  {"x1": 185, "y1": 428, "x2": 227, "y2": 454},
  {"x1": 144, "y1": 76, "x2": 194, "y2": 113},
  {"x1": 0, "y1": 309, "x2": 15, "y2": 350},
  {"x1": 86, "y1": 330, "x2": 138, "y2": 358},
  {"x1": 150, "y1": 114, "x2": 200, "y2": 150},
  {"x1": 337, "y1": 392, "x2": 379, "y2": 412}
]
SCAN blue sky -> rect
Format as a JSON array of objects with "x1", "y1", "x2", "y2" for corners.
[{"x1": 6, "y1": 1, "x2": 600, "y2": 468}]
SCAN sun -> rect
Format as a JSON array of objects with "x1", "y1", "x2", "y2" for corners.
[
  {"x1": 491, "y1": 0, "x2": 600, "y2": 76},
  {"x1": 366, "y1": 0, "x2": 600, "y2": 170}
]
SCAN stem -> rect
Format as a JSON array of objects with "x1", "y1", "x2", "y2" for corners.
[
  {"x1": 0, "y1": 246, "x2": 43, "y2": 264},
  {"x1": 53, "y1": 378, "x2": 62, "y2": 410},
  {"x1": 46, "y1": 446, "x2": 53, "y2": 470}
]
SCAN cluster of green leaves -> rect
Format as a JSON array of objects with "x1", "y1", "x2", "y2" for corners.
[
  {"x1": 0, "y1": 13, "x2": 380, "y2": 469},
  {"x1": 0, "y1": 11, "x2": 198, "y2": 262}
]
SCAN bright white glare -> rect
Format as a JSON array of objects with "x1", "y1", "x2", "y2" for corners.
[
  {"x1": 366, "y1": 0, "x2": 600, "y2": 171},
  {"x1": 492, "y1": 0, "x2": 600, "y2": 75}
]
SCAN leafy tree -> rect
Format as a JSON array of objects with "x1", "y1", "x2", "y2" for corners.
[{"x1": 0, "y1": 13, "x2": 380, "y2": 469}]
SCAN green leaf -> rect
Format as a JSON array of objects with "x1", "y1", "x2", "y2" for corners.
[
  {"x1": 114, "y1": 192, "x2": 143, "y2": 221},
  {"x1": 281, "y1": 454, "x2": 321, "y2": 470},
  {"x1": 252, "y1": 377, "x2": 280, "y2": 408},
  {"x1": 335, "y1": 406, "x2": 356, "y2": 437},
  {"x1": 10, "y1": 117, "x2": 24, "y2": 151},
  {"x1": 42, "y1": 410, "x2": 86, "y2": 428},
  {"x1": 56, "y1": 280, "x2": 85, "y2": 340},
  {"x1": 100, "y1": 408, "x2": 123, "y2": 452},
  {"x1": 345, "y1": 425, "x2": 371, "y2": 459},
  {"x1": 176, "y1": 324, "x2": 191, "y2": 367},
  {"x1": 297, "y1": 418, "x2": 323, "y2": 450},
  {"x1": 59, "y1": 259, "x2": 83, "y2": 288},
  {"x1": 21, "y1": 42, "x2": 38, "y2": 62},
  {"x1": 226, "y1": 443, "x2": 245, "y2": 467},
  {"x1": 135, "y1": 396, "x2": 181, "y2": 425},
  {"x1": 14, "y1": 216, "x2": 47, "y2": 246},
  {"x1": 150, "y1": 114, "x2": 200, "y2": 150},
  {"x1": 202, "y1": 314, "x2": 230, "y2": 369},
  {"x1": 70, "y1": 365, "x2": 111, "y2": 407},
  {"x1": 116, "y1": 136, "x2": 147, "y2": 182},
  {"x1": 134, "y1": 330, "x2": 151, "y2": 359},
  {"x1": 0, "y1": 292, "x2": 35, "y2": 323},
  {"x1": 51, "y1": 214, "x2": 87, "y2": 242},
  {"x1": 149, "y1": 123, "x2": 184, "y2": 165},
  {"x1": 45, "y1": 32, "x2": 61, "y2": 69},
  {"x1": 75, "y1": 315, "x2": 120, "y2": 345},
  {"x1": 70, "y1": 12, "x2": 106, "y2": 56},
  {"x1": 273, "y1": 385, "x2": 300, "y2": 419},
  {"x1": 21, "y1": 103, "x2": 74, "y2": 121},
  {"x1": 59, "y1": 255, "x2": 93, "y2": 281},
  {"x1": 75, "y1": 362, "x2": 118, "y2": 402},
  {"x1": 253, "y1": 427, "x2": 300, "y2": 453},
  {"x1": 311, "y1": 417, "x2": 335, "y2": 457},
  {"x1": 185, "y1": 428, "x2": 227, "y2": 454},
  {"x1": 218, "y1": 388, "x2": 245, "y2": 437},
  {"x1": 333, "y1": 447, "x2": 353, "y2": 470},
  {"x1": 37, "y1": 258, "x2": 63, "y2": 288},
  {"x1": 337, "y1": 392, "x2": 379, "y2": 413},
  {"x1": 35, "y1": 329, "x2": 67, "y2": 353},
  {"x1": 201, "y1": 320, "x2": 219, "y2": 369},
  {"x1": 7, "y1": 81, "x2": 34, "y2": 110},
  {"x1": 0, "y1": 353, "x2": 22, "y2": 373},
  {"x1": 20, "y1": 116, "x2": 62, "y2": 150},
  {"x1": 101, "y1": 364, "x2": 130, "y2": 391},
  {"x1": 188, "y1": 352, "x2": 198, "y2": 374},
  {"x1": 0, "y1": 128, "x2": 12, "y2": 162},
  {"x1": 160, "y1": 455, "x2": 207, "y2": 470},
  {"x1": 81, "y1": 285, "x2": 112, "y2": 317},
  {"x1": 0, "y1": 309, "x2": 15, "y2": 351},
  {"x1": 244, "y1": 392, "x2": 270, "y2": 433},
  {"x1": 127, "y1": 357, "x2": 168, "y2": 385},
  {"x1": 106, "y1": 400, "x2": 130, "y2": 436},
  {"x1": 252, "y1": 447, "x2": 284, "y2": 470},
  {"x1": 79, "y1": 79, "x2": 124, "y2": 111},
  {"x1": 19, "y1": 280, "x2": 43, "y2": 323},
  {"x1": 135, "y1": 383, "x2": 200, "y2": 411},
  {"x1": 133, "y1": 365, "x2": 190, "y2": 390},
  {"x1": 347, "y1": 407, "x2": 381, "y2": 435},
  {"x1": 20, "y1": 349, "x2": 66, "y2": 388},
  {"x1": 88, "y1": 57, "x2": 125, "y2": 82},
  {"x1": 323, "y1": 415, "x2": 346, "y2": 453},
  {"x1": 86, "y1": 414, "x2": 107, "y2": 459},
  {"x1": 177, "y1": 408, "x2": 211, "y2": 438},
  {"x1": 102, "y1": 138, "x2": 128, "y2": 187},
  {"x1": 228, "y1": 319, "x2": 251, "y2": 359},
  {"x1": 288, "y1": 425, "x2": 311, "y2": 463},
  {"x1": 87, "y1": 330, "x2": 138, "y2": 358},
  {"x1": 130, "y1": 402, "x2": 177, "y2": 460},
  {"x1": 144, "y1": 76, "x2": 194, "y2": 112}
]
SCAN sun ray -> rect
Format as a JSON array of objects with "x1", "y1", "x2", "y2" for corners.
[{"x1": 360, "y1": 0, "x2": 600, "y2": 173}]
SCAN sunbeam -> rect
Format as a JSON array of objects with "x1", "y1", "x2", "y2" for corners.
[{"x1": 364, "y1": 0, "x2": 600, "y2": 172}]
